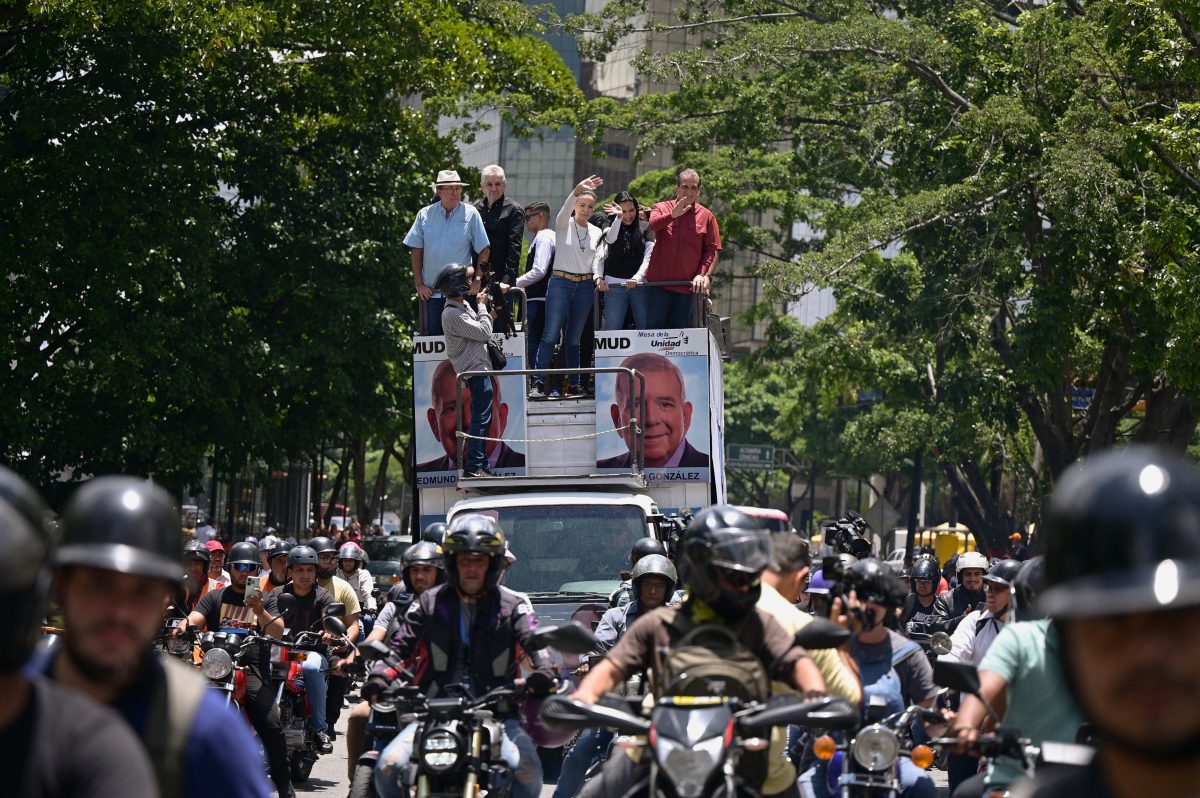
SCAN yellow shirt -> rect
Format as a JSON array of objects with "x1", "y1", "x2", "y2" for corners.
[
  {"x1": 318, "y1": 575, "x2": 362, "y2": 618},
  {"x1": 757, "y1": 583, "x2": 862, "y2": 795}
]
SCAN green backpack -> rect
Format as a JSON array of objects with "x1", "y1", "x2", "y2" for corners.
[{"x1": 650, "y1": 606, "x2": 771, "y2": 704}]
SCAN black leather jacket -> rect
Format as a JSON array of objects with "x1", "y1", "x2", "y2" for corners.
[
  {"x1": 932, "y1": 586, "x2": 986, "y2": 634},
  {"x1": 381, "y1": 583, "x2": 553, "y2": 705}
]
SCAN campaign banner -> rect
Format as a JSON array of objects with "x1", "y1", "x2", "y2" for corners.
[
  {"x1": 413, "y1": 333, "x2": 527, "y2": 487},
  {"x1": 593, "y1": 329, "x2": 712, "y2": 483}
]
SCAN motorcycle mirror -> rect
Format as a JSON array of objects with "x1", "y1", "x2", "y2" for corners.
[
  {"x1": 741, "y1": 696, "x2": 859, "y2": 733},
  {"x1": 323, "y1": 602, "x2": 347, "y2": 618},
  {"x1": 794, "y1": 618, "x2": 850, "y2": 650},
  {"x1": 539, "y1": 694, "x2": 649, "y2": 736},
  {"x1": 528, "y1": 622, "x2": 598, "y2": 655},
  {"x1": 322, "y1": 615, "x2": 347, "y2": 637},
  {"x1": 930, "y1": 631, "x2": 953, "y2": 656},
  {"x1": 274, "y1": 592, "x2": 297, "y2": 619},
  {"x1": 933, "y1": 659, "x2": 982, "y2": 695},
  {"x1": 357, "y1": 640, "x2": 392, "y2": 662}
]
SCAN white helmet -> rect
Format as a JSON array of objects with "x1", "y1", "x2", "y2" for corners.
[{"x1": 956, "y1": 551, "x2": 989, "y2": 575}]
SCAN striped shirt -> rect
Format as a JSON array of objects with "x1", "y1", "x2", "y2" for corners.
[{"x1": 441, "y1": 297, "x2": 493, "y2": 375}]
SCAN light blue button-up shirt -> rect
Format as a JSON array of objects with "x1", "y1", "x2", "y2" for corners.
[{"x1": 405, "y1": 201, "x2": 491, "y2": 288}]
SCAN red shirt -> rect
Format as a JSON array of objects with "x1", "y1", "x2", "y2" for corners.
[{"x1": 646, "y1": 200, "x2": 722, "y2": 294}]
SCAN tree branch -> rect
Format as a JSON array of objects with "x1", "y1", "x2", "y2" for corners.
[
  {"x1": 1095, "y1": 93, "x2": 1200, "y2": 194},
  {"x1": 785, "y1": 45, "x2": 975, "y2": 111},
  {"x1": 1168, "y1": 7, "x2": 1200, "y2": 51},
  {"x1": 579, "y1": 10, "x2": 824, "y2": 35}
]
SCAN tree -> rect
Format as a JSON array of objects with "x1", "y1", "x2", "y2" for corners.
[
  {"x1": 579, "y1": 0, "x2": 1200, "y2": 549},
  {"x1": 0, "y1": 0, "x2": 581, "y2": 503}
]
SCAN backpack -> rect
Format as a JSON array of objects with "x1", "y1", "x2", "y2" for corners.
[{"x1": 651, "y1": 606, "x2": 770, "y2": 704}]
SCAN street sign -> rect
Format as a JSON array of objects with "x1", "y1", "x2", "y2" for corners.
[{"x1": 727, "y1": 444, "x2": 775, "y2": 471}]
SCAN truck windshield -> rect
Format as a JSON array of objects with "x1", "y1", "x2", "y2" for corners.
[{"x1": 462, "y1": 504, "x2": 650, "y2": 596}]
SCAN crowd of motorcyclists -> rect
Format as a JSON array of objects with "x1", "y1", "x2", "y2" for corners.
[{"x1": 3, "y1": 444, "x2": 1200, "y2": 798}]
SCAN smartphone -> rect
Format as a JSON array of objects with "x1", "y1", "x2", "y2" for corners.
[{"x1": 246, "y1": 576, "x2": 261, "y2": 600}]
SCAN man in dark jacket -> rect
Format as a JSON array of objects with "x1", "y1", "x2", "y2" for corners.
[
  {"x1": 364, "y1": 515, "x2": 555, "y2": 798},
  {"x1": 933, "y1": 551, "x2": 989, "y2": 634}
]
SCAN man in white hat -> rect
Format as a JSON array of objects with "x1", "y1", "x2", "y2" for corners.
[{"x1": 406, "y1": 169, "x2": 492, "y2": 334}]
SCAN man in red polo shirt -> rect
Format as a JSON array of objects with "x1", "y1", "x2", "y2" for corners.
[{"x1": 642, "y1": 168, "x2": 721, "y2": 328}]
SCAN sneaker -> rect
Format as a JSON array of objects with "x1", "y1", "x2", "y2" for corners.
[
  {"x1": 528, "y1": 385, "x2": 545, "y2": 400},
  {"x1": 565, "y1": 386, "x2": 585, "y2": 399},
  {"x1": 315, "y1": 729, "x2": 333, "y2": 753},
  {"x1": 463, "y1": 467, "x2": 497, "y2": 478},
  {"x1": 548, "y1": 389, "x2": 562, "y2": 399}
]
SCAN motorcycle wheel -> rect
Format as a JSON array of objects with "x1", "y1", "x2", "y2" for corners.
[
  {"x1": 290, "y1": 756, "x2": 314, "y2": 783},
  {"x1": 349, "y1": 762, "x2": 379, "y2": 798}
]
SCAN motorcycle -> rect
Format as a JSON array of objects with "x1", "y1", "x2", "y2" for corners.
[
  {"x1": 926, "y1": 658, "x2": 1094, "y2": 795},
  {"x1": 347, "y1": 622, "x2": 598, "y2": 798}
]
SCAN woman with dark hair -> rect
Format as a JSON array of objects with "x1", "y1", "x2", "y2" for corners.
[{"x1": 593, "y1": 190, "x2": 655, "y2": 330}]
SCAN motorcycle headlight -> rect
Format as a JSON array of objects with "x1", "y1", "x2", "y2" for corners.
[
  {"x1": 851, "y1": 725, "x2": 899, "y2": 771},
  {"x1": 654, "y1": 735, "x2": 725, "y2": 798},
  {"x1": 201, "y1": 647, "x2": 234, "y2": 681},
  {"x1": 419, "y1": 728, "x2": 463, "y2": 773}
]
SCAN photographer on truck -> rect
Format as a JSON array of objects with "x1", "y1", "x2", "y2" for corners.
[{"x1": 434, "y1": 263, "x2": 501, "y2": 478}]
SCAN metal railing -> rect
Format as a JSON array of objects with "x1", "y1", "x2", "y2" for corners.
[
  {"x1": 419, "y1": 287, "x2": 528, "y2": 337},
  {"x1": 452, "y1": 366, "x2": 647, "y2": 481},
  {"x1": 591, "y1": 279, "x2": 708, "y2": 330}
]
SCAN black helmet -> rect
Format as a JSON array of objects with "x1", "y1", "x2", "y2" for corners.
[
  {"x1": 631, "y1": 553, "x2": 678, "y2": 594},
  {"x1": 678, "y1": 505, "x2": 770, "y2": 619},
  {"x1": 0, "y1": 468, "x2": 54, "y2": 672},
  {"x1": 287, "y1": 545, "x2": 319, "y2": 566},
  {"x1": 227, "y1": 541, "x2": 260, "y2": 567},
  {"x1": 433, "y1": 264, "x2": 471, "y2": 296},
  {"x1": 268, "y1": 540, "x2": 293, "y2": 562},
  {"x1": 402, "y1": 540, "x2": 446, "y2": 590},
  {"x1": 443, "y1": 514, "x2": 506, "y2": 596},
  {"x1": 57, "y1": 476, "x2": 182, "y2": 582},
  {"x1": 846, "y1": 558, "x2": 906, "y2": 608},
  {"x1": 1041, "y1": 446, "x2": 1200, "y2": 618},
  {"x1": 983, "y1": 559, "x2": 1023, "y2": 588},
  {"x1": 183, "y1": 539, "x2": 211, "y2": 565},
  {"x1": 1013, "y1": 555, "x2": 1045, "y2": 622},
  {"x1": 307, "y1": 536, "x2": 337, "y2": 554},
  {"x1": 421, "y1": 522, "x2": 448, "y2": 544},
  {"x1": 629, "y1": 537, "x2": 667, "y2": 566},
  {"x1": 910, "y1": 558, "x2": 940, "y2": 588}
]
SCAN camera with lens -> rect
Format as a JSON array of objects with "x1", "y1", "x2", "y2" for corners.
[{"x1": 822, "y1": 510, "x2": 872, "y2": 560}]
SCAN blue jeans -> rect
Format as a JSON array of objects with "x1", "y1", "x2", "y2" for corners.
[
  {"x1": 424, "y1": 295, "x2": 445, "y2": 335},
  {"x1": 376, "y1": 717, "x2": 542, "y2": 798},
  {"x1": 534, "y1": 275, "x2": 594, "y2": 390},
  {"x1": 628, "y1": 285, "x2": 651, "y2": 330},
  {"x1": 642, "y1": 286, "x2": 695, "y2": 329},
  {"x1": 798, "y1": 759, "x2": 935, "y2": 798},
  {"x1": 553, "y1": 727, "x2": 613, "y2": 798},
  {"x1": 525, "y1": 300, "x2": 545, "y2": 366},
  {"x1": 301, "y1": 651, "x2": 328, "y2": 733},
  {"x1": 466, "y1": 374, "x2": 493, "y2": 471},
  {"x1": 601, "y1": 284, "x2": 634, "y2": 330}
]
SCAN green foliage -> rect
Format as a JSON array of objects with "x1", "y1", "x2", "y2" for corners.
[
  {"x1": 0, "y1": 0, "x2": 581, "y2": 499},
  {"x1": 576, "y1": 0, "x2": 1200, "y2": 548}
]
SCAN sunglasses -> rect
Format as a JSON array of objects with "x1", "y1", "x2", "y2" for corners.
[
  {"x1": 231, "y1": 563, "x2": 258, "y2": 573},
  {"x1": 715, "y1": 568, "x2": 760, "y2": 589}
]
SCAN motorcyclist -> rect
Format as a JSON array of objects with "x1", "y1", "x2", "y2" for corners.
[
  {"x1": 47, "y1": 476, "x2": 272, "y2": 798},
  {"x1": 799, "y1": 558, "x2": 939, "y2": 798},
  {"x1": 573, "y1": 505, "x2": 827, "y2": 798},
  {"x1": 803, "y1": 567, "x2": 834, "y2": 615},
  {"x1": 759, "y1": 532, "x2": 863, "y2": 798},
  {"x1": 266, "y1": 545, "x2": 337, "y2": 753},
  {"x1": 363, "y1": 514, "x2": 556, "y2": 798},
  {"x1": 309, "y1": 535, "x2": 361, "y2": 735},
  {"x1": 258, "y1": 533, "x2": 279, "y2": 575},
  {"x1": 900, "y1": 557, "x2": 941, "y2": 635},
  {"x1": 1, "y1": 468, "x2": 165, "y2": 798},
  {"x1": 180, "y1": 538, "x2": 217, "y2": 612},
  {"x1": 386, "y1": 523, "x2": 448, "y2": 602},
  {"x1": 608, "y1": 536, "x2": 669, "y2": 608},
  {"x1": 933, "y1": 551, "x2": 988, "y2": 633},
  {"x1": 260, "y1": 539, "x2": 291, "y2": 594},
  {"x1": 337, "y1": 541, "x2": 377, "y2": 635},
  {"x1": 944, "y1": 558, "x2": 1021, "y2": 793},
  {"x1": 421, "y1": 521, "x2": 448, "y2": 544},
  {"x1": 554, "y1": 553, "x2": 680, "y2": 798},
  {"x1": 346, "y1": 540, "x2": 445, "y2": 781},
  {"x1": 1010, "y1": 447, "x2": 1200, "y2": 798},
  {"x1": 947, "y1": 555, "x2": 1085, "y2": 798},
  {"x1": 205, "y1": 539, "x2": 230, "y2": 586}
]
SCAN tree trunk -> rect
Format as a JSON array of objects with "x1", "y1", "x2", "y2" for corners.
[
  {"x1": 351, "y1": 436, "x2": 368, "y2": 525},
  {"x1": 364, "y1": 438, "x2": 395, "y2": 526},
  {"x1": 323, "y1": 446, "x2": 352, "y2": 527}
]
